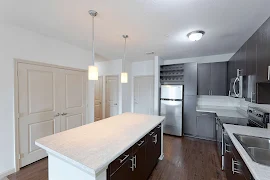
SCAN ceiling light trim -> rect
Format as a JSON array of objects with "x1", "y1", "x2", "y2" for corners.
[{"x1": 187, "y1": 30, "x2": 205, "y2": 41}]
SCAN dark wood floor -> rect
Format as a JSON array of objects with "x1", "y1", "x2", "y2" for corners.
[{"x1": 8, "y1": 135, "x2": 226, "y2": 180}]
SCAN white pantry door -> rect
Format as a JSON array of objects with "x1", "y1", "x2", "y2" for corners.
[
  {"x1": 94, "y1": 76, "x2": 103, "y2": 121},
  {"x1": 105, "y1": 76, "x2": 119, "y2": 118},
  {"x1": 134, "y1": 76, "x2": 154, "y2": 115},
  {"x1": 60, "y1": 69, "x2": 87, "y2": 131},
  {"x1": 18, "y1": 63, "x2": 62, "y2": 167}
]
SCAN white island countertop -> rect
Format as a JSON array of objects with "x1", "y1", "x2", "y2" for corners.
[
  {"x1": 36, "y1": 113, "x2": 165, "y2": 176},
  {"x1": 196, "y1": 105, "x2": 247, "y2": 118},
  {"x1": 223, "y1": 124, "x2": 270, "y2": 180}
]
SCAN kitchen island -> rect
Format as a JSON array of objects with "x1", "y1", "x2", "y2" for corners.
[{"x1": 35, "y1": 113, "x2": 165, "y2": 180}]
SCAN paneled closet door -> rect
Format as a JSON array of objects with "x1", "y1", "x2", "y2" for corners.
[
  {"x1": 60, "y1": 69, "x2": 87, "y2": 131},
  {"x1": 18, "y1": 63, "x2": 62, "y2": 167},
  {"x1": 105, "y1": 76, "x2": 119, "y2": 118},
  {"x1": 94, "y1": 76, "x2": 103, "y2": 121}
]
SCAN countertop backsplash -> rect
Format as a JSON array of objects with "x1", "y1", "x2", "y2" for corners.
[
  {"x1": 197, "y1": 95, "x2": 240, "y2": 108},
  {"x1": 197, "y1": 95, "x2": 270, "y2": 114}
]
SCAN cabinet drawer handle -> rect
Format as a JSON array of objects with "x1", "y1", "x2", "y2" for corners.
[
  {"x1": 149, "y1": 132, "x2": 155, "y2": 136},
  {"x1": 225, "y1": 143, "x2": 231, "y2": 153},
  {"x1": 232, "y1": 158, "x2": 242, "y2": 174},
  {"x1": 133, "y1": 155, "x2": 137, "y2": 169},
  {"x1": 119, "y1": 154, "x2": 129, "y2": 164},
  {"x1": 130, "y1": 157, "x2": 134, "y2": 171},
  {"x1": 153, "y1": 134, "x2": 158, "y2": 144},
  {"x1": 137, "y1": 140, "x2": 144, "y2": 147}
]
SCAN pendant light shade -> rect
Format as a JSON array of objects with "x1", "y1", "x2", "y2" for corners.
[
  {"x1": 121, "y1": 72, "x2": 128, "y2": 83},
  {"x1": 121, "y1": 35, "x2": 128, "y2": 83},
  {"x1": 88, "y1": 10, "x2": 98, "y2": 80},
  {"x1": 88, "y1": 66, "x2": 98, "y2": 80}
]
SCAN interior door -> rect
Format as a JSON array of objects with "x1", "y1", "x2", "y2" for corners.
[
  {"x1": 95, "y1": 76, "x2": 103, "y2": 121},
  {"x1": 60, "y1": 69, "x2": 87, "y2": 131},
  {"x1": 105, "y1": 76, "x2": 119, "y2": 118},
  {"x1": 134, "y1": 76, "x2": 154, "y2": 115},
  {"x1": 18, "y1": 63, "x2": 61, "y2": 167}
]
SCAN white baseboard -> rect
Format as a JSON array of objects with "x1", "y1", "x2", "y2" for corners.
[
  {"x1": 0, "y1": 168, "x2": 15, "y2": 179},
  {"x1": 159, "y1": 153, "x2": 164, "y2": 160}
]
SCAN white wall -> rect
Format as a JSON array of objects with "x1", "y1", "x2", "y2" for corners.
[
  {"x1": 132, "y1": 60, "x2": 154, "y2": 76},
  {"x1": 154, "y1": 56, "x2": 164, "y2": 115},
  {"x1": 95, "y1": 59, "x2": 132, "y2": 116},
  {"x1": 164, "y1": 53, "x2": 234, "y2": 65},
  {"x1": 0, "y1": 24, "x2": 100, "y2": 177}
]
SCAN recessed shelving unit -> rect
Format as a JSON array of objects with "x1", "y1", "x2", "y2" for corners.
[{"x1": 160, "y1": 64, "x2": 185, "y2": 84}]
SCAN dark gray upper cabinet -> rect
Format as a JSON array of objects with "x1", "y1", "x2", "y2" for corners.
[
  {"x1": 256, "y1": 20, "x2": 270, "y2": 83},
  {"x1": 227, "y1": 17, "x2": 270, "y2": 104},
  {"x1": 184, "y1": 63, "x2": 198, "y2": 96},
  {"x1": 197, "y1": 63, "x2": 211, "y2": 95},
  {"x1": 246, "y1": 33, "x2": 257, "y2": 76},
  {"x1": 210, "y1": 62, "x2": 228, "y2": 96},
  {"x1": 235, "y1": 43, "x2": 247, "y2": 76},
  {"x1": 197, "y1": 62, "x2": 228, "y2": 96}
]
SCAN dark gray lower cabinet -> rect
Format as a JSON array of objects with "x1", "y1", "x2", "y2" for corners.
[
  {"x1": 224, "y1": 133, "x2": 253, "y2": 180},
  {"x1": 196, "y1": 112, "x2": 216, "y2": 140},
  {"x1": 183, "y1": 95, "x2": 197, "y2": 136},
  {"x1": 108, "y1": 124, "x2": 161, "y2": 180}
]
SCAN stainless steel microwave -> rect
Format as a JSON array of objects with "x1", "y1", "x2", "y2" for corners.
[{"x1": 229, "y1": 76, "x2": 243, "y2": 98}]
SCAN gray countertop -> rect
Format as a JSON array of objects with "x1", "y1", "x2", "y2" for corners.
[{"x1": 196, "y1": 105, "x2": 247, "y2": 119}]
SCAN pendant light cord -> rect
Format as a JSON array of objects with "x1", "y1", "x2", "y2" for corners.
[
  {"x1": 123, "y1": 37, "x2": 127, "y2": 72},
  {"x1": 92, "y1": 16, "x2": 95, "y2": 66}
]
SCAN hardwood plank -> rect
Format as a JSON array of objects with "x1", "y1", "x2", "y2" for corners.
[{"x1": 8, "y1": 135, "x2": 226, "y2": 180}]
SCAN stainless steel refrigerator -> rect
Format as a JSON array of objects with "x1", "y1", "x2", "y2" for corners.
[{"x1": 160, "y1": 85, "x2": 183, "y2": 136}]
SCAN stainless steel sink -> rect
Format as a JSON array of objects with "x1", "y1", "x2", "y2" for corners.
[
  {"x1": 234, "y1": 134, "x2": 270, "y2": 150},
  {"x1": 234, "y1": 134, "x2": 270, "y2": 166},
  {"x1": 247, "y1": 147, "x2": 270, "y2": 166}
]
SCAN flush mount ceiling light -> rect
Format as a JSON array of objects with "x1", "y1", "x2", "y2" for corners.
[
  {"x1": 88, "y1": 10, "x2": 98, "y2": 80},
  {"x1": 187, "y1": 30, "x2": 205, "y2": 41},
  {"x1": 121, "y1": 35, "x2": 128, "y2": 84}
]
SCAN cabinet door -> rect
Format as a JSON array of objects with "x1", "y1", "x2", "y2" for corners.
[
  {"x1": 110, "y1": 157, "x2": 133, "y2": 180},
  {"x1": 224, "y1": 136, "x2": 233, "y2": 180},
  {"x1": 133, "y1": 143, "x2": 147, "y2": 180},
  {"x1": 235, "y1": 44, "x2": 247, "y2": 76},
  {"x1": 183, "y1": 95, "x2": 197, "y2": 136},
  {"x1": 246, "y1": 33, "x2": 257, "y2": 76},
  {"x1": 256, "y1": 21, "x2": 270, "y2": 82},
  {"x1": 210, "y1": 62, "x2": 228, "y2": 96},
  {"x1": 227, "y1": 56, "x2": 236, "y2": 92},
  {"x1": 196, "y1": 115, "x2": 215, "y2": 140},
  {"x1": 154, "y1": 128, "x2": 161, "y2": 161},
  {"x1": 145, "y1": 130, "x2": 156, "y2": 177},
  {"x1": 197, "y1": 63, "x2": 211, "y2": 95},
  {"x1": 184, "y1": 63, "x2": 198, "y2": 96}
]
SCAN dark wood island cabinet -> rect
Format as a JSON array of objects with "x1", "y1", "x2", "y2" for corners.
[
  {"x1": 107, "y1": 124, "x2": 162, "y2": 180},
  {"x1": 224, "y1": 133, "x2": 253, "y2": 180}
]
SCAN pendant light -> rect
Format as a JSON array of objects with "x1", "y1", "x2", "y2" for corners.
[
  {"x1": 121, "y1": 35, "x2": 128, "y2": 83},
  {"x1": 88, "y1": 10, "x2": 98, "y2": 80}
]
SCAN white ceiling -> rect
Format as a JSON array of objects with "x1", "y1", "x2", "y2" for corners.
[{"x1": 1, "y1": 0, "x2": 270, "y2": 61}]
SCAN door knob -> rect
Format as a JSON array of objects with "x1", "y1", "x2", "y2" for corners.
[
  {"x1": 61, "y1": 113, "x2": 68, "y2": 116},
  {"x1": 114, "y1": 103, "x2": 117, "y2": 105},
  {"x1": 54, "y1": 113, "x2": 60, "y2": 117}
]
